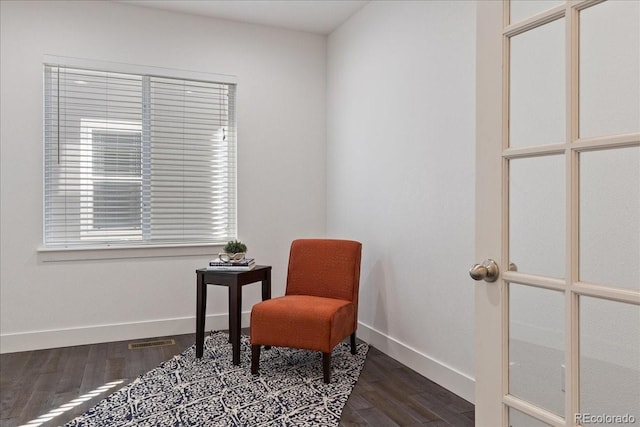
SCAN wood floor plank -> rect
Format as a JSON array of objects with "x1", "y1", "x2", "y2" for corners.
[
  {"x1": 339, "y1": 403, "x2": 370, "y2": 426},
  {"x1": 20, "y1": 375, "x2": 58, "y2": 422},
  {"x1": 409, "y1": 392, "x2": 475, "y2": 427},
  {"x1": 56, "y1": 345, "x2": 91, "y2": 395},
  {"x1": 359, "y1": 389, "x2": 426, "y2": 425},
  {"x1": 5, "y1": 351, "x2": 52, "y2": 420},
  {"x1": 424, "y1": 420, "x2": 455, "y2": 426},
  {"x1": 351, "y1": 406, "x2": 401, "y2": 426},
  {"x1": 341, "y1": 387, "x2": 373, "y2": 411}
]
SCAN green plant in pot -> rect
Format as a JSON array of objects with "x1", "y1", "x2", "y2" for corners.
[{"x1": 219, "y1": 240, "x2": 247, "y2": 262}]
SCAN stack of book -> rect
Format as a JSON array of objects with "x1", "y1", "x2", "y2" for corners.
[{"x1": 206, "y1": 257, "x2": 256, "y2": 271}]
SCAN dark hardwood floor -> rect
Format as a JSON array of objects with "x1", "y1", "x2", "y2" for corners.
[{"x1": 0, "y1": 331, "x2": 474, "y2": 426}]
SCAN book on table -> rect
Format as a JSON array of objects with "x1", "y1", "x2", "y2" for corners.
[{"x1": 206, "y1": 258, "x2": 256, "y2": 271}]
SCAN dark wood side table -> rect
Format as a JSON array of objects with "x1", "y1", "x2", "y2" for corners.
[{"x1": 195, "y1": 265, "x2": 272, "y2": 365}]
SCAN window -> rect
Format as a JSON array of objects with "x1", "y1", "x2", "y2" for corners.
[
  {"x1": 44, "y1": 61, "x2": 237, "y2": 249},
  {"x1": 81, "y1": 120, "x2": 142, "y2": 239}
]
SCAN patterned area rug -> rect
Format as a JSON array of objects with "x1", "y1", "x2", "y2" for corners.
[{"x1": 65, "y1": 332, "x2": 369, "y2": 426}]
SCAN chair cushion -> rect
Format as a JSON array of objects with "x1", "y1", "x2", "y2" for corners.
[{"x1": 250, "y1": 295, "x2": 355, "y2": 353}]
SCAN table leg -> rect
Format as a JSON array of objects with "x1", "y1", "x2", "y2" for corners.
[
  {"x1": 261, "y1": 270, "x2": 271, "y2": 301},
  {"x1": 229, "y1": 281, "x2": 242, "y2": 365},
  {"x1": 227, "y1": 288, "x2": 233, "y2": 343},
  {"x1": 196, "y1": 273, "x2": 207, "y2": 358}
]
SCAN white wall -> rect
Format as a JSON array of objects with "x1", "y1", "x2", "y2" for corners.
[
  {"x1": 0, "y1": 1, "x2": 327, "y2": 352},
  {"x1": 327, "y1": 1, "x2": 477, "y2": 402}
]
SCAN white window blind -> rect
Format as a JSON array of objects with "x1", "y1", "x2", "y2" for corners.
[{"x1": 44, "y1": 64, "x2": 237, "y2": 248}]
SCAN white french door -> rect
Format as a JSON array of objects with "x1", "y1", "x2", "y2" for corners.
[{"x1": 474, "y1": 1, "x2": 639, "y2": 426}]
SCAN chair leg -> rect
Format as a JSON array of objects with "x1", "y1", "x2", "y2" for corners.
[
  {"x1": 251, "y1": 345, "x2": 261, "y2": 375},
  {"x1": 322, "y1": 352, "x2": 331, "y2": 383},
  {"x1": 350, "y1": 332, "x2": 357, "y2": 355}
]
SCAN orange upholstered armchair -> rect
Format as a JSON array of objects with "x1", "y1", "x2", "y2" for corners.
[{"x1": 250, "y1": 239, "x2": 362, "y2": 383}]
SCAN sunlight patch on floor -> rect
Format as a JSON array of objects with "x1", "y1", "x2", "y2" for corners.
[{"x1": 19, "y1": 379, "x2": 125, "y2": 427}]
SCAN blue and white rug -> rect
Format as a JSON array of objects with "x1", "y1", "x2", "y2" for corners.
[{"x1": 65, "y1": 332, "x2": 369, "y2": 426}]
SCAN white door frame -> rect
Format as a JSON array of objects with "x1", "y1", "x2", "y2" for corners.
[{"x1": 475, "y1": 1, "x2": 505, "y2": 425}]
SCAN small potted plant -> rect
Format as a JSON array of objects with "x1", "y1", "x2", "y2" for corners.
[{"x1": 219, "y1": 240, "x2": 247, "y2": 262}]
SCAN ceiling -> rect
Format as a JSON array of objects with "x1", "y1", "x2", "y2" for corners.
[{"x1": 118, "y1": 0, "x2": 369, "y2": 35}]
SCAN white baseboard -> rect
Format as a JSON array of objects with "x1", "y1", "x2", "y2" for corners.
[
  {"x1": 0, "y1": 312, "x2": 250, "y2": 354},
  {"x1": 356, "y1": 321, "x2": 476, "y2": 404}
]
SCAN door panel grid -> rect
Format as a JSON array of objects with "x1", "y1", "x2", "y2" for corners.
[{"x1": 500, "y1": 1, "x2": 640, "y2": 426}]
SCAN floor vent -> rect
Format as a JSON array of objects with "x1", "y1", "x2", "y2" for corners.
[{"x1": 128, "y1": 339, "x2": 175, "y2": 350}]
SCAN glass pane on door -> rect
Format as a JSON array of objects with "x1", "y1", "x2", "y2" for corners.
[
  {"x1": 509, "y1": 284, "x2": 565, "y2": 417},
  {"x1": 580, "y1": 0, "x2": 640, "y2": 138},
  {"x1": 580, "y1": 147, "x2": 640, "y2": 290},
  {"x1": 510, "y1": 18, "x2": 565, "y2": 148},
  {"x1": 580, "y1": 297, "x2": 640, "y2": 425},
  {"x1": 510, "y1": 1, "x2": 563, "y2": 25},
  {"x1": 509, "y1": 156, "x2": 565, "y2": 278},
  {"x1": 508, "y1": 408, "x2": 553, "y2": 427}
]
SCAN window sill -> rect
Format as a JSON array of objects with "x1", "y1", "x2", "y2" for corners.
[{"x1": 37, "y1": 243, "x2": 223, "y2": 262}]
